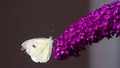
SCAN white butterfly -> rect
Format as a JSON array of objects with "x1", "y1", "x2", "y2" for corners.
[{"x1": 21, "y1": 36, "x2": 53, "y2": 63}]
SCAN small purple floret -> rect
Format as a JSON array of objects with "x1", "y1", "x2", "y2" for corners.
[{"x1": 53, "y1": 1, "x2": 120, "y2": 60}]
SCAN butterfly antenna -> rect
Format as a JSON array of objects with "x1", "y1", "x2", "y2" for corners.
[{"x1": 50, "y1": 24, "x2": 55, "y2": 39}]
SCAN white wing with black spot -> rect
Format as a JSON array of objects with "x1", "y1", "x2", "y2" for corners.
[{"x1": 21, "y1": 37, "x2": 53, "y2": 63}]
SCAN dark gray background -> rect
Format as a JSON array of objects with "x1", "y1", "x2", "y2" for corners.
[{"x1": 0, "y1": 0, "x2": 89, "y2": 68}]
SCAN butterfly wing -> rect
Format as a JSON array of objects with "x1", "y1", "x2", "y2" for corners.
[
  {"x1": 37, "y1": 39, "x2": 53, "y2": 63},
  {"x1": 21, "y1": 37, "x2": 53, "y2": 63}
]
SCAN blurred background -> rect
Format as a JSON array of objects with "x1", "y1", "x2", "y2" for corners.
[{"x1": 0, "y1": 0, "x2": 120, "y2": 68}]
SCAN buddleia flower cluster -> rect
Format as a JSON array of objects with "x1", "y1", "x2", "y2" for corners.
[{"x1": 53, "y1": 1, "x2": 120, "y2": 60}]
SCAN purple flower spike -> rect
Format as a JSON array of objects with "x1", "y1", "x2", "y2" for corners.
[{"x1": 53, "y1": 1, "x2": 120, "y2": 60}]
